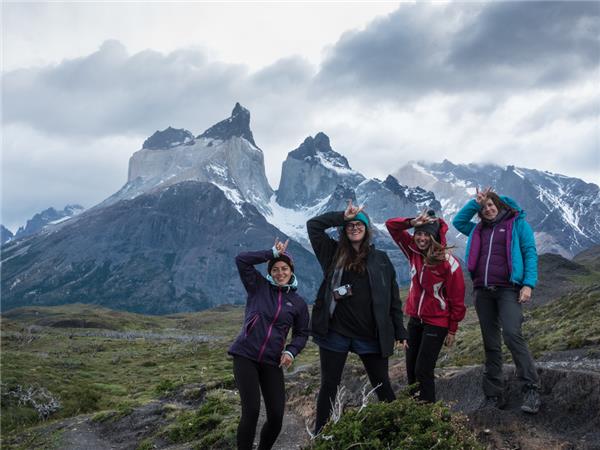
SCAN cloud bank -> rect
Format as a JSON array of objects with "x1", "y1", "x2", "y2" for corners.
[{"x1": 2, "y1": 2, "x2": 598, "y2": 230}]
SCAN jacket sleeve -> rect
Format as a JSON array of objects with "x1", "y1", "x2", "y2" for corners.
[
  {"x1": 388, "y1": 256, "x2": 408, "y2": 341},
  {"x1": 307, "y1": 211, "x2": 345, "y2": 272},
  {"x1": 235, "y1": 250, "x2": 273, "y2": 294},
  {"x1": 285, "y1": 301, "x2": 310, "y2": 357},
  {"x1": 385, "y1": 217, "x2": 415, "y2": 259},
  {"x1": 519, "y1": 220, "x2": 538, "y2": 288},
  {"x1": 452, "y1": 199, "x2": 479, "y2": 237},
  {"x1": 445, "y1": 256, "x2": 466, "y2": 334}
]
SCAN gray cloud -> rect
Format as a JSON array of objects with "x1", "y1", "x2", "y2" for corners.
[
  {"x1": 450, "y1": 2, "x2": 599, "y2": 70},
  {"x1": 2, "y1": 2, "x2": 599, "y2": 229},
  {"x1": 516, "y1": 94, "x2": 600, "y2": 134},
  {"x1": 2, "y1": 40, "x2": 247, "y2": 137},
  {"x1": 316, "y1": 2, "x2": 599, "y2": 99}
]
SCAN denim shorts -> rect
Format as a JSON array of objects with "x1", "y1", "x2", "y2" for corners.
[{"x1": 313, "y1": 329, "x2": 380, "y2": 355}]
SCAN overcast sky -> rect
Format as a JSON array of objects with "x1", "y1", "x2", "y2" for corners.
[{"x1": 2, "y1": 1, "x2": 599, "y2": 231}]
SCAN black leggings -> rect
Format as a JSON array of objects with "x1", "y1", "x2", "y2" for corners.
[
  {"x1": 405, "y1": 317, "x2": 447, "y2": 403},
  {"x1": 314, "y1": 347, "x2": 395, "y2": 434},
  {"x1": 233, "y1": 356, "x2": 285, "y2": 450}
]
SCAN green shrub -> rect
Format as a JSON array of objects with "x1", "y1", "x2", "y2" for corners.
[
  {"x1": 155, "y1": 379, "x2": 179, "y2": 396},
  {"x1": 166, "y1": 394, "x2": 236, "y2": 444},
  {"x1": 309, "y1": 397, "x2": 482, "y2": 450},
  {"x1": 61, "y1": 386, "x2": 101, "y2": 415}
]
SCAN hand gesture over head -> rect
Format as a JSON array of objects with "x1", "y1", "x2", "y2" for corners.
[
  {"x1": 273, "y1": 237, "x2": 289, "y2": 255},
  {"x1": 344, "y1": 199, "x2": 365, "y2": 221},
  {"x1": 410, "y1": 208, "x2": 438, "y2": 228},
  {"x1": 475, "y1": 187, "x2": 494, "y2": 205}
]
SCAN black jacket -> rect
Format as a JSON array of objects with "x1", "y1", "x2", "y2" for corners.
[{"x1": 307, "y1": 211, "x2": 407, "y2": 357}]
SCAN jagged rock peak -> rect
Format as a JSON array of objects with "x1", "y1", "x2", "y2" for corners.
[
  {"x1": 382, "y1": 175, "x2": 404, "y2": 196},
  {"x1": 1, "y1": 225, "x2": 14, "y2": 244},
  {"x1": 143, "y1": 127, "x2": 195, "y2": 150},
  {"x1": 198, "y1": 102, "x2": 257, "y2": 147},
  {"x1": 288, "y1": 132, "x2": 351, "y2": 170},
  {"x1": 381, "y1": 175, "x2": 441, "y2": 210}
]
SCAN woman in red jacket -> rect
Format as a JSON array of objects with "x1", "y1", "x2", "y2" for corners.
[{"x1": 386, "y1": 210, "x2": 466, "y2": 403}]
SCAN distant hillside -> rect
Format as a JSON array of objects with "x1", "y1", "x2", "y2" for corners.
[
  {"x1": 0, "y1": 182, "x2": 321, "y2": 314},
  {"x1": 573, "y1": 244, "x2": 600, "y2": 273}
]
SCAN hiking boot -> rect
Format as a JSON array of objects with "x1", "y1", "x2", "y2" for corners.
[
  {"x1": 482, "y1": 395, "x2": 506, "y2": 409},
  {"x1": 521, "y1": 386, "x2": 541, "y2": 414}
]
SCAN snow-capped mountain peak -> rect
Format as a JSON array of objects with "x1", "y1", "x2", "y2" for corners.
[
  {"x1": 99, "y1": 103, "x2": 273, "y2": 215},
  {"x1": 276, "y1": 132, "x2": 365, "y2": 209},
  {"x1": 394, "y1": 160, "x2": 600, "y2": 257}
]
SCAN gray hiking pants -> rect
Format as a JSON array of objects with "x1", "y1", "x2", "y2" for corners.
[{"x1": 474, "y1": 287, "x2": 539, "y2": 397}]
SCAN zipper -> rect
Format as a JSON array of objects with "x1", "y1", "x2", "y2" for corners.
[
  {"x1": 258, "y1": 288, "x2": 283, "y2": 362},
  {"x1": 484, "y1": 227, "x2": 496, "y2": 287},
  {"x1": 417, "y1": 266, "x2": 426, "y2": 317}
]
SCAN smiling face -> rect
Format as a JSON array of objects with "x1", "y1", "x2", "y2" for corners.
[
  {"x1": 481, "y1": 198, "x2": 499, "y2": 221},
  {"x1": 413, "y1": 230, "x2": 432, "y2": 250},
  {"x1": 270, "y1": 261, "x2": 292, "y2": 286},
  {"x1": 344, "y1": 220, "x2": 366, "y2": 244}
]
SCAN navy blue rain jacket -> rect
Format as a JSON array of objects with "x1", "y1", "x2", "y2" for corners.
[{"x1": 228, "y1": 250, "x2": 310, "y2": 366}]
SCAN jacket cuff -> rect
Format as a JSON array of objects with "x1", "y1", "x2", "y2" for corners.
[
  {"x1": 395, "y1": 328, "x2": 408, "y2": 341},
  {"x1": 282, "y1": 350, "x2": 295, "y2": 360}
]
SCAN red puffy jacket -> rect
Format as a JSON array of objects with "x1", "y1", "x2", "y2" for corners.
[{"x1": 385, "y1": 217, "x2": 466, "y2": 334}]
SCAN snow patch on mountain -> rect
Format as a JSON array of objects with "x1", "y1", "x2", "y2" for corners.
[{"x1": 266, "y1": 194, "x2": 331, "y2": 248}]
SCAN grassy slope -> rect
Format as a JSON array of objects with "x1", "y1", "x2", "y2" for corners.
[{"x1": 2, "y1": 259, "x2": 599, "y2": 447}]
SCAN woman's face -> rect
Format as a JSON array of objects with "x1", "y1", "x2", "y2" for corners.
[
  {"x1": 414, "y1": 231, "x2": 432, "y2": 250},
  {"x1": 270, "y1": 261, "x2": 292, "y2": 286},
  {"x1": 481, "y1": 198, "x2": 499, "y2": 220},
  {"x1": 345, "y1": 221, "x2": 366, "y2": 244}
]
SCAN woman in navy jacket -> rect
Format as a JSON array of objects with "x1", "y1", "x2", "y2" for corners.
[{"x1": 228, "y1": 238, "x2": 309, "y2": 450}]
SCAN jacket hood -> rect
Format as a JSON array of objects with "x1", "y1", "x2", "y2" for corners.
[
  {"x1": 500, "y1": 196, "x2": 526, "y2": 219},
  {"x1": 437, "y1": 218, "x2": 449, "y2": 246},
  {"x1": 266, "y1": 273, "x2": 298, "y2": 291}
]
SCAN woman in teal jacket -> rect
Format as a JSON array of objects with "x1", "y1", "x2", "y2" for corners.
[{"x1": 453, "y1": 188, "x2": 540, "y2": 414}]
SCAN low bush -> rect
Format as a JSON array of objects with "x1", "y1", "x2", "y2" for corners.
[
  {"x1": 166, "y1": 393, "x2": 236, "y2": 446},
  {"x1": 309, "y1": 396, "x2": 482, "y2": 450}
]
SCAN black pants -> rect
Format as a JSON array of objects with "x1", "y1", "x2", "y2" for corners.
[
  {"x1": 474, "y1": 287, "x2": 539, "y2": 397},
  {"x1": 405, "y1": 317, "x2": 448, "y2": 403},
  {"x1": 314, "y1": 346, "x2": 395, "y2": 434},
  {"x1": 233, "y1": 356, "x2": 285, "y2": 450}
]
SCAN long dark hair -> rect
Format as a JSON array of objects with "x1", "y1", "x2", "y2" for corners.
[
  {"x1": 477, "y1": 192, "x2": 516, "y2": 220},
  {"x1": 333, "y1": 225, "x2": 371, "y2": 273},
  {"x1": 421, "y1": 235, "x2": 453, "y2": 266}
]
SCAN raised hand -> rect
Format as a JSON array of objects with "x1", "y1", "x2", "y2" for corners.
[
  {"x1": 411, "y1": 209, "x2": 437, "y2": 227},
  {"x1": 475, "y1": 186, "x2": 493, "y2": 205},
  {"x1": 344, "y1": 199, "x2": 365, "y2": 220},
  {"x1": 273, "y1": 237, "x2": 289, "y2": 255}
]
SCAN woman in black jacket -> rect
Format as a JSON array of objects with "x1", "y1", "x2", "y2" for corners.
[{"x1": 307, "y1": 200, "x2": 408, "y2": 434}]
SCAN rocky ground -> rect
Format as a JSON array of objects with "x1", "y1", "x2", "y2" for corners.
[{"x1": 5, "y1": 356, "x2": 600, "y2": 450}]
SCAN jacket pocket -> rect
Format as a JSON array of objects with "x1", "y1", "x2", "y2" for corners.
[{"x1": 244, "y1": 313, "x2": 260, "y2": 337}]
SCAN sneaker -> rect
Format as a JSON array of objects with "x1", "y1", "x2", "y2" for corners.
[{"x1": 521, "y1": 387, "x2": 541, "y2": 414}]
